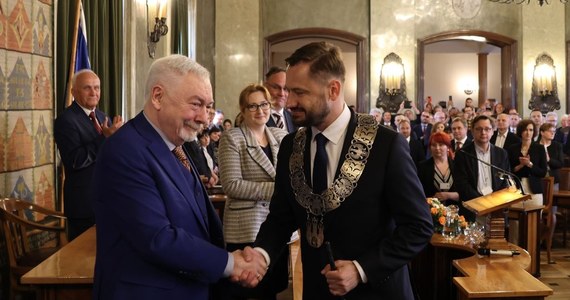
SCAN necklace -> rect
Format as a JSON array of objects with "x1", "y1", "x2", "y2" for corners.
[{"x1": 289, "y1": 113, "x2": 379, "y2": 247}]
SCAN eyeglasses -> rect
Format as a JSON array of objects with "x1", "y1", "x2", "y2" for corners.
[
  {"x1": 473, "y1": 127, "x2": 493, "y2": 132},
  {"x1": 246, "y1": 102, "x2": 270, "y2": 112}
]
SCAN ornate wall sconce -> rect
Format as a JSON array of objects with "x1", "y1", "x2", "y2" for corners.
[
  {"x1": 147, "y1": 0, "x2": 168, "y2": 59},
  {"x1": 461, "y1": 79, "x2": 478, "y2": 95},
  {"x1": 376, "y1": 52, "x2": 408, "y2": 113},
  {"x1": 528, "y1": 53, "x2": 560, "y2": 113}
]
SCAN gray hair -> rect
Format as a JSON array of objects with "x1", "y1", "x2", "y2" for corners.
[
  {"x1": 369, "y1": 107, "x2": 383, "y2": 114},
  {"x1": 545, "y1": 111, "x2": 558, "y2": 120},
  {"x1": 72, "y1": 69, "x2": 97, "y2": 87},
  {"x1": 144, "y1": 54, "x2": 210, "y2": 100}
]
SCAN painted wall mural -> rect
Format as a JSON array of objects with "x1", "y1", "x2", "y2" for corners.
[{"x1": 0, "y1": 0, "x2": 55, "y2": 212}]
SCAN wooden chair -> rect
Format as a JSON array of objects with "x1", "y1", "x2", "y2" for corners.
[
  {"x1": 557, "y1": 168, "x2": 570, "y2": 246},
  {"x1": 0, "y1": 198, "x2": 67, "y2": 300},
  {"x1": 540, "y1": 177, "x2": 555, "y2": 264}
]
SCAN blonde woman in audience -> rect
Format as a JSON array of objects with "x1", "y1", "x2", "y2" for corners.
[{"x1": 218, "y1": 83, "x2": 288, "y2": 300}]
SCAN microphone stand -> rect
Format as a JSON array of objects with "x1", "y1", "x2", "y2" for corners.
[{"x1": 458, "y1": 148, "x2": 526, "y2": 195}]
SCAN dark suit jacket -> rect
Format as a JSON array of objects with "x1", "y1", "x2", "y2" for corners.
[
  {"x1": 408, "y1": 138, "x2": 426, "y2": 168},
  {"x1": 546, "y1": 141, "x2": 564, "y2": 183},
  {"x1": 506, "y1": 143, "x2": 547, "y2": 194},
  {"x1": 451, "y1": 137, "x2": 473, "y2": 152},
  {"x1": 554, "y1": 127, "x2": 567, "y2": 144},
  {"x1": 255, "y1": 112, "x2": 433, "y2": 300},
  {"x1": 490, "y1": 131, "x2": 520, "y2": 150},
  {"x1": 54, "y1": 101, "x2": 109, "y2": 219},
  {"x1": 413, "y1": 123, "x2": 432, "y2": 147},
  {"x1": 417, "y1": 157, "x2": 456, "y2": 201},
  {"x1": 92, "y1": 113, "x2": 227, "y2": 299},
  {"x1": 184, "y1": 140, "x2": 214, "y2": 180},
  {"x1": 454, "y1": 143, "x2": 510, "y2": 221},
  {"x1": 266, "y1": 109, "x2": 297, "y2": 133}
]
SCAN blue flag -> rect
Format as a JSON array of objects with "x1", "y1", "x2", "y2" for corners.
[{"x1": 75, "y1": 1, "x2": 91, "y2": 71}]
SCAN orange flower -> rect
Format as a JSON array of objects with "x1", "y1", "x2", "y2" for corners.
[
  {"x1": 430, "y1": 207, "x2": 438, "y2": 215},
  {"x1": 427, "y1": 198, "x2": 433, "y2": 205},
  {"x1": 439, "y1": 216, "x2": 446, "y2": 225}
]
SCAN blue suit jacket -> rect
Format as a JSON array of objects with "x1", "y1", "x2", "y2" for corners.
[
  {"x1": 92, "y1": 113, "x2": 227, "y2": 299},
  {"x1": 54, "y1": 101, "x2": 108, "y2": 218}
]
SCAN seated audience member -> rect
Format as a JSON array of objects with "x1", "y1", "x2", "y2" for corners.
[
  {"x1": 509, "y1": 113, "x2": 520, "y2": 134},
  {"x1": 369, "y1": 107, "x2": 383, "y2": 123},
  {"x1": 398, "y1": 118, "x2": 424, "y2": 167},
  {"x1": 454, "y1": 115, "x2": 511, "y2": 222},
  {"x1": 545, "y1": 111, "x2": 558, "y2": 127},
  {"x1": 381, "y1": 111, "x2": 396, "y2": 129},
  {"x1": 431, "y1": 121, "x2": 446, "y2": 135},
  {"x1": 493, "y1": 102, "x2": 505, "y2": 117},
  {"x1": 418, "y1": 132, "x2": 459, "y2": 205},
  {"x1": 450, "y1": 117, "x2": 472, "y2": 152},
  {"x1": 208, "y1": 125, "x2": 222, "y2": 163},
  {"x1": 218, "y1": 84, "x2": 289, "y2": 299},
  {"x1": 539, "y1": 123, "x2": 564, "y2": 189},
  {"x1": 184, "y1": 129, "x2": 219, "y2": 188},
  {"x1": 223, "y1": 118, "x2": 233, "y2": 131},
  {"x1": 402, "y1": 108, "x2": 419, "y2": 124},
  {"x1": 554, "y1": 114, "x2": 569, "y2": 144},
  {"x1": 506, "y1": 119, "x2": 547, "y2": 206},
  {"x1": 413, "y1": 111, "x2": 433, "y2": 149},
  {"x1": 490, "y1": 113, "x2": 520, "y2": 149}
]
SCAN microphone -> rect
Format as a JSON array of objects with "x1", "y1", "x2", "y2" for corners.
[{"x1": 458, "y1": 148, "x2": 525, "y2": 195}]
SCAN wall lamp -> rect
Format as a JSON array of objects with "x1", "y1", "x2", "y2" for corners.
[
  {"x1": 147, "y1": 0, "x2": 168, "y2": 59},
  {"x1": 375, "y1": 52, "x2": 408, "y2": 113},
  {"x1": 528, "y1": 53, "x2": 560, "y2": 113}
]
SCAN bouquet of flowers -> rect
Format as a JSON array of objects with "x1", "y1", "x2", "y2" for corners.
[{"x1": 426, "y1": 198, "x2": 468, "y2": 233}]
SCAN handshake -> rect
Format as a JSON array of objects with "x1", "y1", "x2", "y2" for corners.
[{"x1": 230, "y1": 246, "x2": 268, "y2": 288}]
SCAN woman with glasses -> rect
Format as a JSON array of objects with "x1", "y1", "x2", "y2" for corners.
[
  {"x1": 539, "y1": 122, "x2": 564, "y2": 190},
  {"x1": 218, "y1": 83, "x2": 288, "y2": 300},
  {"x1": 506, "y1": 119, "x2": 547, "y2": 206}
]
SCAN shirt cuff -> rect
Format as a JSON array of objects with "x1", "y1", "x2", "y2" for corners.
[
  {"x1": 223, "y1": 252, "x2": 234, "y2": 277},
  {"x1": 253, "y1": 247, "x2": 271, "y2": 267},
  {"x1": 352, "y1": 260, "x2": 368, "y2": 283}
]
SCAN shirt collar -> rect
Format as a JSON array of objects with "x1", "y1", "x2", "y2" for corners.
[
  {"x1": 143, "y1": 112, "x2": 176, "y2": 151},
  {"x1": 311, "y1": 104, "x2": 350, "y2": 146},
  {"x1": 475, "y1": 142, "x2": 490, "y2": 154},
  {"x1": 76, "y1": 102, "x2": 96, "y2": 116}
]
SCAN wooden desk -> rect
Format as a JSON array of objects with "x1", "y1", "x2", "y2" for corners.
[
  {"x1": 453, "y1": 237, "x2": 552, "y2": 299},
  {"x1": 21, "y1": 226, "x2": 95, "y2": 300},
  {"x1": 508, "y1": 204, "x2": 543, "y2": 276},
  {"x1": 412, "y1": 235, "x2": 553, "y2": 300}
]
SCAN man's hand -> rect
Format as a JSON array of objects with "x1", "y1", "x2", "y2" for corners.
[
  {"x1": 205, "y1": 172, "x2": 218, "y2": 188},
  {"x1": 321, "y1": 260, "x2": 361, "y2": 296},
  {"x1": 230, "y1": 247, "x2": 268, "y2": 288},
  {"x1": 101, "y1": 115, "x2": 124, "y2": 137}
]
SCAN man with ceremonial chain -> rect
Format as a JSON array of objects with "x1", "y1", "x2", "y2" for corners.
[{"x1": 252, "y1": 42, "x2": 433, "y2": 299}]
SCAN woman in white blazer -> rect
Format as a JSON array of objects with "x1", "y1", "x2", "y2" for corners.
[{"x1": 218, "y1": 83, "x2": 288, "y2": 300}]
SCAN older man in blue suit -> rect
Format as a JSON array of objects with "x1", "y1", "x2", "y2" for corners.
[{"x1": 92, "y1": 55, "x2": 267, "y2": 299}]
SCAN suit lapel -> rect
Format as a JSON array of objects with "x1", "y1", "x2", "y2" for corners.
[
  {"x1": 241, "y1": 126, "x2": 276, "y2": 178},
  {"x1": 71, "y1": 101, "x2": 100, "y2": 137},
  {"x1": 134, "y1": 114, "x2": 209, "y2": 234}
]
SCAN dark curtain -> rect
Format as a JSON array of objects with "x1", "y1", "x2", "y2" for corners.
[
  {"x1": 55, "y1": 0, "x2": 123, "y2": 117},
  {"x1": 171, "y1": 0, "x2": 189, "y2": 56}
]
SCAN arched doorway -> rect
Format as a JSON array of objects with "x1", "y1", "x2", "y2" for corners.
[
  {"x1": 418, "y1": 30, "x2": 517, "y2": 110},
  {"x1": 264, "y1": 28, "x2": 368, "y2": 112}
]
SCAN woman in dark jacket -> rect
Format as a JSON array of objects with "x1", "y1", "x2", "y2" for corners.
[
  {"x1": 539, "y1": 122, "x2": 564, "y2": 190},
  {"x1": 506, "y1": 119, "x2": 547, "y2": 205},
  {"x1": 418, "y1": 132, "x2": 459, "y2": 203}
]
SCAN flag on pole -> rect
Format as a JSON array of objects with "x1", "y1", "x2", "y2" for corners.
[
  {"x1": 65, "y1": 0, "x2": 91, "y2": 107},
  {"x1": 74, "y1": 2, "x2": 91, "y2": 71}
]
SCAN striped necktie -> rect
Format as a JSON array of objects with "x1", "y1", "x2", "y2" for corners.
[
  {"x1": 89, "y1": 111, "x2": 102, "y2": 135},
  {"x1": 273, "y1": 112, "x2": 284, "y2": 129},
  {"x1": 172, "y1": 146, "x2": 192, "y2": 172}
]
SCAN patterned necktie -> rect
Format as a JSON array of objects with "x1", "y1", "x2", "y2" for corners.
[
  {"x1": 172, "y1": 146, "x2": 192, "y2": 172},
  {"x1": 89, "y1": 111, "x2": 102, "y2": 135},
  {"x1": 455, "y1": 141, "x2": 462, "y2": 152},
  {"x1": 273, "y1": 112, "x2": 284, "y2": 129},
  {"x1": 313, "y1": 133, "x2": 329, "y2": 194}
]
